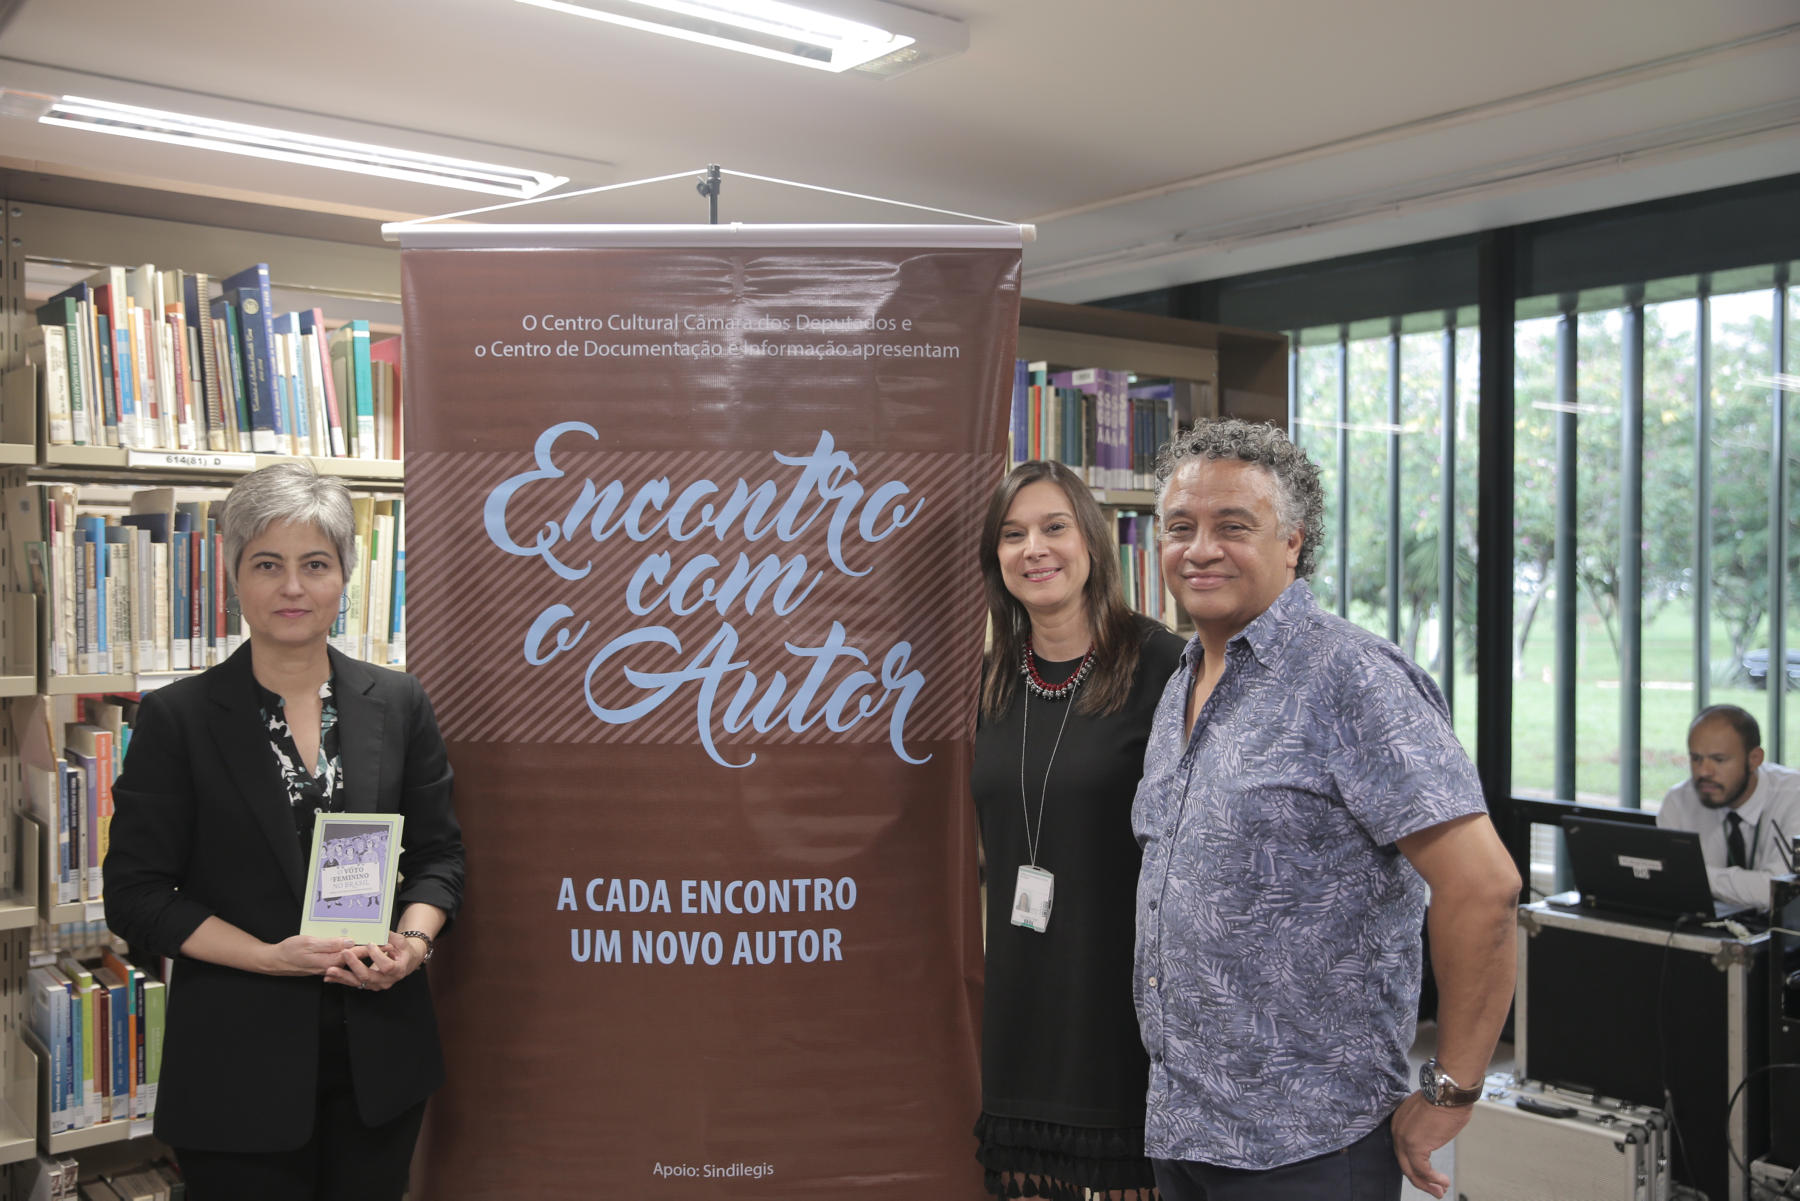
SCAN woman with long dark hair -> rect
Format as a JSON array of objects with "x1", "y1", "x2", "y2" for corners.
[{"x1": 971, "y1": 460, "x2": 1184, "y2": 1200}]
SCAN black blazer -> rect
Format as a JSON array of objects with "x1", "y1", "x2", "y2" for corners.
[{"x1": 103, "y1": 643, "x2": 464, "y2": 1152}]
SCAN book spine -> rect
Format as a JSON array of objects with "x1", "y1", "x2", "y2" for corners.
[
  {"x1": 94, "y1": 315, "x2": 119, "y2": 445},
  {"x1": 61, "y1": 765, "x2": 79, "y2": 905},
  {"x1": 75, "y1": 760, "x2": 93, "y2": 903},
  {"x1": 78, "y1": 530, "x2": 95, "y2": 674},
  {"x1": 231, "y1": 285, "x2": 279, "y2": 454},
  {"x1": 213, "y1": 300, "x2": 252, "y2": 450},
  {"x1": 92, "y1": 288, "x2": 125, "y2": 442},
  {"x1": 82, "y1": 982, "x2": 99, "y2": 1126},
  {"x1": 40, "y1": 299, "x2": 89, "y2": 444},
  {"x1": 136, "y1": 528, "x2": 154, "y2": 669},
  {"x1": 107, "y1": 533, "x2": 131, "y2": 674},
  {"x1": 66, "y1": 980, "x2": 85, "y2": 1127},
  {"x1": 351, "y1": 321, "x2": 375, "y2": 458},
  {"x1": 212, "y1": 526, "x2": 225, "y2": 664},
  {"x1": 117, "y1": 316, "x2": 144, "y2": 448},
  {"x1": 56, "y1": 764, "x2": 76, "y2": 904},
  {"x1": 191, "y1": 531, "x2": 204, "y2": 668},
  {"x1": 302, "y1": 332, "x2": 330, "y2": 457},
  {"x1": 347, "y1": 534, "x2": 367, "y2": 659},
  {"x1": 285, "y1": 324, "x2": 312, "y2": 455},
  {"x1": 171, "y1": 532, "x2": 190, "y2": 672},
  {"x1": 313, "y1": 314, "x2": 347, "y2": 457},
  {"x1": 270, "y1": 334, "x2": 292, "y2": 452},
  {"x1": 110, "y1": 983, "x2": 126, "y2": 1116},
  {"x1": 92, "y1": 984, "x2": 110, "y2": 1122},
  {"x1": 34, "y1": 324, "x2": 74, "y2": 444},
  {"x1": 131, "y1": 970, "x2": 146, "y2": 1118},
  {"x1": 142, "y1": 978, "x2": 164, "y2": 1116},
  {"x1": 96, "y1": 730, "x2": 114, "y2": 898},
  {"x1": 167, "y1": 307, "x2": 196, "y2": 450},
  {"x1": 129, "y1": 306, "x2": 156, "y2": 443},
  {"x1": 153, "y1": 540, "x2": 170, "y2": 672},
  {"x1": 187, "y1": 274, "x2": 226, "y2": 451}
]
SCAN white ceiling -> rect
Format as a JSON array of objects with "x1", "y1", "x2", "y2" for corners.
[{"x1": 1, "y1": 0, "x2": 1797, "y2": 305}]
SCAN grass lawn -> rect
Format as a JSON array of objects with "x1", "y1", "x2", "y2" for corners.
[{"x1": 1346, "y1": 598, "x2": 1799, "y2": 809}]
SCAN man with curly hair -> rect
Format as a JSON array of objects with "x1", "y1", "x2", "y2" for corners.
[{"x1": 1132, "y1": 419, "x2": 1520, "y2": 1200}]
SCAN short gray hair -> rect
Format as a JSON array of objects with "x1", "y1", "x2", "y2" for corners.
[
  {"x1": 218, "y1": 463, "x2": 356, "y2": 591},
  {"x1": 1155, "y1": 419, "x2": 1326, "y2": 579}
]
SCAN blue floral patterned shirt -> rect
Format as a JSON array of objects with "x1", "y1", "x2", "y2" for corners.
[{"x1": 1132, "y1": 580, "x2": 1486, "y2": 1170}]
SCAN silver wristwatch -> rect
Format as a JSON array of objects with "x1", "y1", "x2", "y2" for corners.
[{"x1": 1418, "y1": 1057, "x2": 1481, "y2": 1107}]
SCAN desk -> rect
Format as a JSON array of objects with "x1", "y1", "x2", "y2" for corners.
[{"x1": 1517, "y1": 902, "x2": 1769, "y2": 1201}]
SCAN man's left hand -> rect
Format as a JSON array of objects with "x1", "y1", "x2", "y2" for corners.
[{"x1": 1391, "y1": 1091, "x2": 1471, "y2": 1198}]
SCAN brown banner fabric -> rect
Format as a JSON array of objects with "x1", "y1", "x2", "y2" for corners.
[{"x1": 401, "y1": 239, "x2": 1019, "y2": 1198}]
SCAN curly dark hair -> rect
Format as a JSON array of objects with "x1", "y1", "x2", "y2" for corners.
[{"x1": 1154, "y1": 419, "x2": 1326, "y2": 579}]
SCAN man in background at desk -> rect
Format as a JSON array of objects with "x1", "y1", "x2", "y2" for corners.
[{"x1": 1657, "y1": 703, "x2": 1800, "y2": 909}]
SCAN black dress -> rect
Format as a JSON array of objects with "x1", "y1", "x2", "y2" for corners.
[{"x1": 971, "y1": 616, "x2": 1186, "y2": 1200}]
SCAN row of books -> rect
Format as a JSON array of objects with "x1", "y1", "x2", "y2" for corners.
[
  {"x1": 77, "y1": 1166, "x2": 185, "y2": 1201},
  {"x1": 17, "y1": 1156, "x2": 185, "y2": 1201},
  {"x1": 33, "y1": 917, "x2": 118, "y2": 965},
  {"x1": 25, "y1": 947, "x2": 165, "y2": 1135},
  {"x1": 1116, "y1": 511, "x2": 1170, "y2": 626},
  {"x1": 25, "y1": 261, "x2": 401, "y2": 459},
  {"x1": 19, "y1": 695, "x2": 130, "y2": 910},
  {"x1": 14, "y1": 1152, "x2": 82, "y2": 1200},
  {"x1": 1007, "y1": 361, "x2": 1177, "y2": 491},
  {"x1": 7, "y1": 485, "x2": 406, "y2": 681}
]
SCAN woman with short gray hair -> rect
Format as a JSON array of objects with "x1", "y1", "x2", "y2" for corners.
[
  {"x1": 105, "y1": 462, "x2": 463, "y2": 1201},
  {"x1": 217, "y1": 461, "x2": 356, "y2": 595}
]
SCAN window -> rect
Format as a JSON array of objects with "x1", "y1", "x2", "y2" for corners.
[
  {"x1": 1507, "y1": 271, "x2": 1795, "y2": 813},
  {"x1": 1291, "y1": 314, "x2": 1480, "y2": 755}
]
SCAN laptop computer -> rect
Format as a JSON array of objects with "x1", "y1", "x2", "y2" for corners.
[{"x1": 1560, "y1": 814, "x2": 1753, "y2": 925}]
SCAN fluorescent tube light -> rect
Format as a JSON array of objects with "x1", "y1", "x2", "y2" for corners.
[
  {"x1": 31, "y1": 93, "x2": 569, "y2": 199},
  {"x1": 514, "y1": 0, "x2": 963, "y2": 74}
]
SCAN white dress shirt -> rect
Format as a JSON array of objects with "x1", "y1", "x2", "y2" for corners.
[{"x1": 1657, "y1": 761, "x2": 1800, "y2": 909}]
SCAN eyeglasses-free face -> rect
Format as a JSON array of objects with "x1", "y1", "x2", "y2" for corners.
[
  {"x1": 236, "y1": 519, "x2": 345, "y2": 651},
  {"x1": 1158, "y1": 458, "x2": 1302, "y2": 643}
]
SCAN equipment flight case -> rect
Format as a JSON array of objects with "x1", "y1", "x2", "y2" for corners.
[
  {"x1": 1455, "y1": 1074, "x2": 1669, "y2": 1201},
  {"x1": 1516, "y1": 901, "x2": 1769, "y2": 1201}
]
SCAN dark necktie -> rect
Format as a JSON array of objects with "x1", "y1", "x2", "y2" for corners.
[{"x1": 1725, "y1": 811, "x2": 1748, "y2": 869}]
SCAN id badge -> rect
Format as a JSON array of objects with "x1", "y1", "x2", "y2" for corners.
[{"x1": 1010, "y1": 865, "x2": 1054, "y2": 933}]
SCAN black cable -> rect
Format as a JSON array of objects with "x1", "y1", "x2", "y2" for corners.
[
  {"x1": 1657, "y1": 916, "x2": 1696, "y2": 1191},
  {"x1": 1725, "y1": 1061, "x2": 1800, "y2": 1195},
  {"x1": 1771, "y1": 819, "x2": 1796, "y2": 873}
]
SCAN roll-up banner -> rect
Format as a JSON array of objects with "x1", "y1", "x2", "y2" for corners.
[{"x1": 395, "y1": 223, "x2": 1022, "y2": 1198}]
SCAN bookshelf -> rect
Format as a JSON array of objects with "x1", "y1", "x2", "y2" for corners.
[
  {"x1": 1012, "y1": 300, "x2": 1289, "y2": 629},
  {"x1": 0, "y1": 1039, "x2": 33, "y2": 1167},
  {"x1": 0, "y1": 176, "x2": 1287, "y2": 1176},
  {"x1": 0, "y1": 189, "x2": 408, "y2": 1172},
  {"x1": 1018, "y1": 298, "x2": 1288, "y2": 428}
]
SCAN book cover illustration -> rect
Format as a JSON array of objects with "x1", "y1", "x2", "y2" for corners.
[{"x1": 300, "y1": 814, "x2": 404, "y2": 944}]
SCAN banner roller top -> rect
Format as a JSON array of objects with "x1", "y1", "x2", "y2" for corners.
[{"x1": 381, "y1": 221, "x2": 1036, "y2": 249}]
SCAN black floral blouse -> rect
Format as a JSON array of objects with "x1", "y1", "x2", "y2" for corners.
[{"x1": 254, "y1": 676, "x2": 346, "y2": 850}]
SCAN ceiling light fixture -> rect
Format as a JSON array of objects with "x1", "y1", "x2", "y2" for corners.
[
  {"x1": 23, "y1": 91, "x2": 569, "y2": 199},
  {"x1": 513, "y1": 0, "x2": 966, "y2": 75}
]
